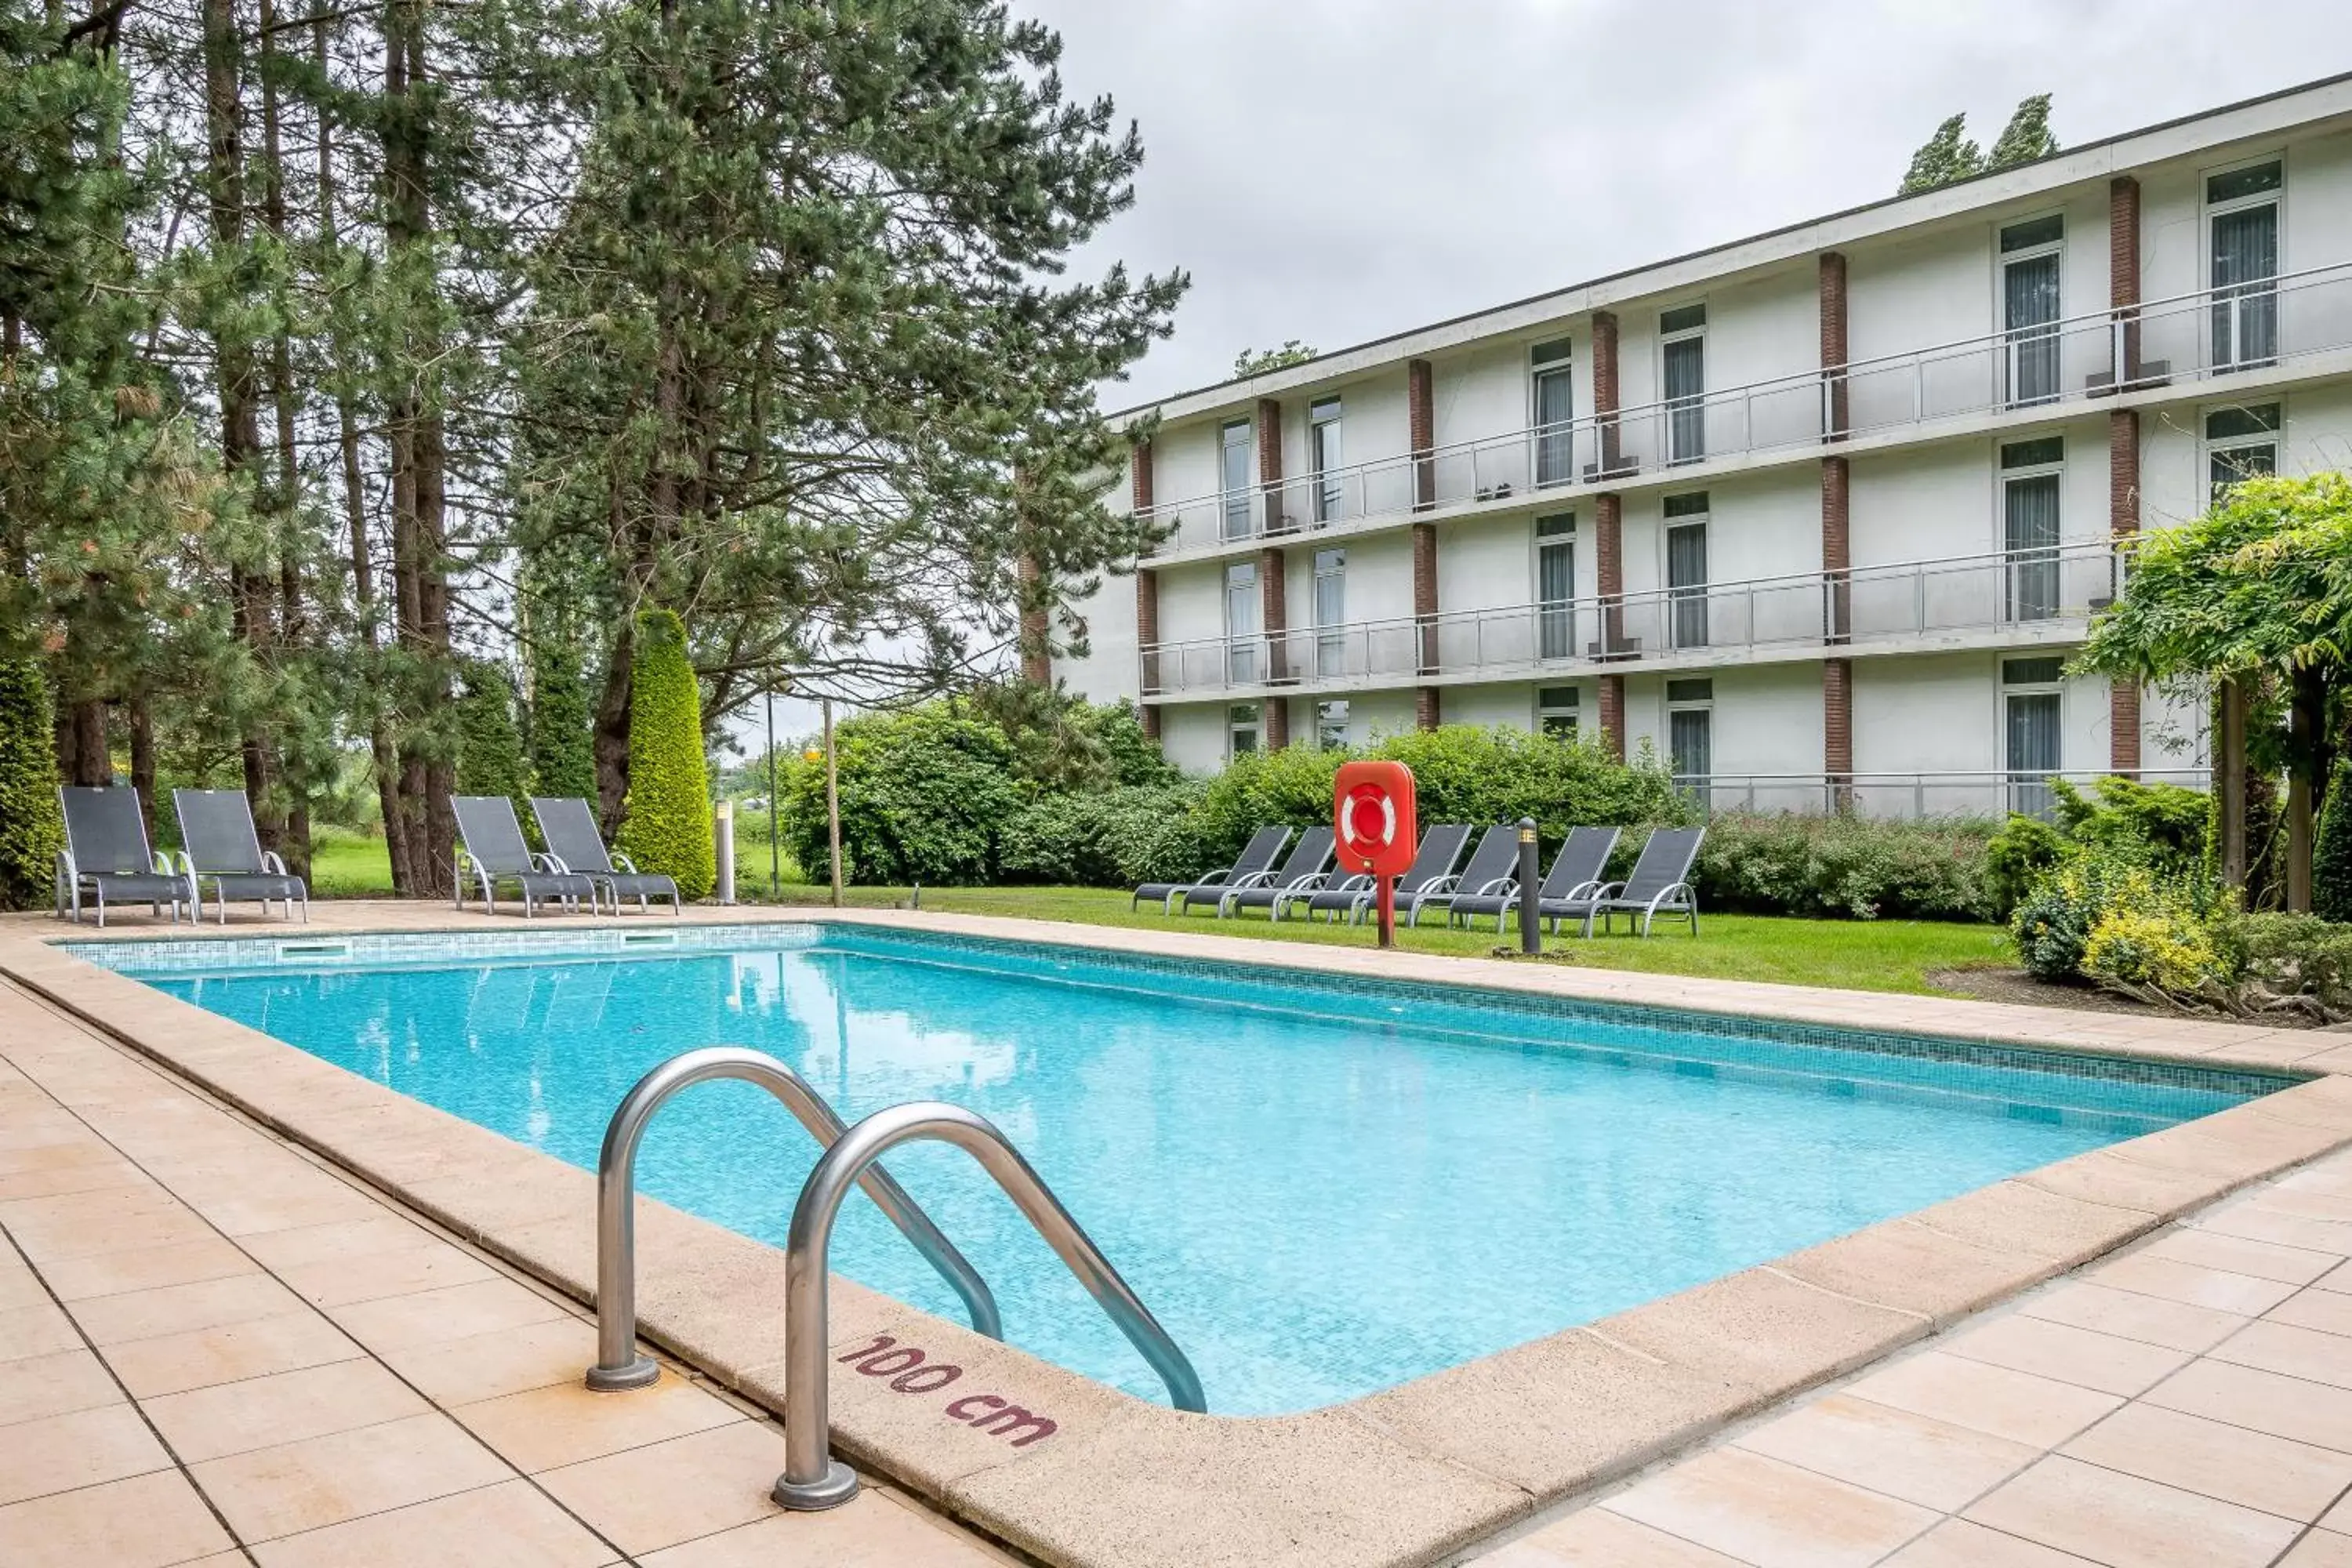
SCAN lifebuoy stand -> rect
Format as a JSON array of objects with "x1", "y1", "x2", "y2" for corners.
[{"x1": 1333, "y1": 761, "x2": 1417, "y2": 949}]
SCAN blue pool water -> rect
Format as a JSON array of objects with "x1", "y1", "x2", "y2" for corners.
[{"x1": 88, "y1": 927, "x2": 2274, "y2": 1414}]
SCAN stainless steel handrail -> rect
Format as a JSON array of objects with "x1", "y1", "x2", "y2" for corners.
[
  {"x1": 582, "y1": 1048, "x2": 1002, "y2": 1392},
  {"x1": 771, "y1": 1100, "x2": 1206, "y2": 1512}
]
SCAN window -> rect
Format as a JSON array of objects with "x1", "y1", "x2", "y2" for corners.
[
  {"x1": 1228, "y1": 703, "x2": 1262, "y2": 758},
  {"x1": 1536, "y1": 685, "x2": 1578, "y2": 739},
  {"x1": 1309, "y1": 397, "x2": 1344, "y2": 524},
  {"x1": 1312, "y1": 548, "x2": 1347, "y2": 679},
  {"x1": 1535, "y1": 514, "x2": 1576, "y2": 660},
  {"x1": 1531, "y1": 339, "x2": 1575, "y2": 487},
  {"x1": 1224, "y1": 561, "x2": 1258, "y2": 684},
  {"x1": 2206, "y1": 403, "x2": 2281, "y2": 499},
  {"x1": 1664, "y1": 492, "x2": 1709, "y2": 649},
  {"x1": 1999, "y1": 215, "x2": 2063, "y2": 407},
  {"x1": 1999, "y1": 437, "x2": 2063, "y2": 622},
  {"x1": 1661, "y1": 304, "x2": 1706, "y2": 464},
  {"x1": 1316, "y1": 699, "x2": 1351, "y2": 750},
  {"x1": 1219, "y1": 419, "x2": 1254, "y2": 540},
  {"x1": 2209, "y1": 160, "x2": 2281, "y2": 371},
  {"x1": 2002, "y1": 657, "x2": 2063, "y2": 818},
  {"x1": 1667, "y1": 677, "x2": 1713, "y2": 800}
]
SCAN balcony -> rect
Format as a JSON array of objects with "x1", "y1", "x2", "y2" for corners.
[
  {"x1": 1139, "y1": 540, "x2": 2117, "y2": 699},
  {"x1": 1136, "y1": 260, "x2": 2352, "y2": 557},
  {"x1": 1676, "y1": 768, "x2": 2210, "y2": 821}
]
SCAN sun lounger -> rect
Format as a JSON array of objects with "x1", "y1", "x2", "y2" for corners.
[
  {"x1": 1131, "y1": 826, "x2": 1292, "y2": 914},
  {"x1": 1214, "y1": 827, "x2": 1338, "y2": 916},
  {"x1": 54, "y1": 787, "x2": 191, "y2": 927},
  {"x1": 1557, "y1": 826, "x2": 1707, "y2": 936},
  {"x1": 1283, "y1": 824, "x2": 1472, "y2": 923},
  {"x1": 453, "y1": 795, "x2": 601, "y2": 916},
  {"x1": 532, "y1": 797, "x2": 681, "y2": 913},
  {"x1": 172, "y1": 788, "x2": 308, "y2": 924},
  {"x1": 1404, "y1": 824, "x2": 1522, "y2": 927},
  {"x1": 1446, "y1": 826, "x2": 1621, "y2": 931}
]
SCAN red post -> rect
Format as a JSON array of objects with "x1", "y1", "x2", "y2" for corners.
[{"x1": 1375, "y1": 877, "x2": 1396, "y2": 949}]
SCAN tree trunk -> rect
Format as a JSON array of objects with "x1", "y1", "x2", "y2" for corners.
[
  {"x1": 2218, "y1": 679, "x2": 2249, "y2": 890},
  {"x1": 2288, "y1": 666, "x2": 2325, "y2": 913},
  {"x1": 593, "y1": 622, "x2": 633, "y2": 835},
  {"x1": 60, "y1": 699, "x2": 108, "y2": 786},
  {"x1": 129, "y1": 694, "x2": 155, "y2": 831},
  {"x1": 257, "y1": 0, "x2": 309, "y2": 881}
]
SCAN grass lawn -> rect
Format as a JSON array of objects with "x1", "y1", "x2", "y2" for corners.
[
  {"x1": 745, "y1": 884, "x2": 2010, "y2": 996},
  {"x1": 300, "y1": 829, "x2": 2009, "y2": 995}
]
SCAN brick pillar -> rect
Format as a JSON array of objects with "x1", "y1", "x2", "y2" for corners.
[
  {"x1": 2110, "y1": 176, "x2": 2142, "y2": 387},
  {"x1": 1413, "y1": 521, "x2": 1439, "y2": 676},
  {"x1": 1415, "y1": 687, "x2": 1441, "y2": 731},
  {"x1": 1824, "y1": 656, "x2": 1853, "y2": 809},
  {"x1": 1819, "y1": 251, "x2": 1848, "y2": 438},
  {"x1": 2109, "y1": 408, "x2": 2142, "y2": 776},
  {"x1": 1131, "y1": 436, "x2": 1155, "y2": 515},
  {"x1": 1598, "y1": 675, "x2": 1625, "y2": 762},
  {"x1": 1135, "y1": 568, "x2": 1160, "y2": 738},
  {"x1": 1592, "y1": 311, "x2": 1621, "y2": 475},
  {"x1": 1259, "y1": 544, "x2": 1289, "y2": 705},
  {"x1": 1409, "y1": 358, "x2": 1436, "y2": 510},
  {"x1": 1017, "y1": 554, "x2": 1051, "y2": 684},
  {"x1": 1263, "y1": 698, "x2": 1290, "y2": 750},
  {"x1": 1595, "y1": 491, "x2": 1624, "y2": 655},
  {"x1": 1821, "y1": 456, "x2": 1850, "y2": 643},
  {"x1": 1257, "y1": 396, "x2": 1286, "y2": 536}
]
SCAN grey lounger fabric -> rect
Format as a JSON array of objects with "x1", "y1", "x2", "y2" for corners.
[
  {"x1": 532, "y1": 796, "x2": 681, "y2": 913},
  {"x1": 56, "y1": 786, "x2": 190, "y2": 926},
  {"x1": 172, "y1": 788, "x2": 307, "y2": 924},
  {"x1": 1446, "y1": 826, "x2": 1622, "y2": 931},
  {"x1": 1131, "y1": 826, "x2": 1293, "y2": 913},
  {"x1": 1558, "y1": 826, "x2": 1708, "y2": 936},
  {"x1": 1287, "y1": 823, "x2": 1473, "y2": 923},
  {"x1": 454, "y1": 795, "x2": 601, "y2": 916},
  {"x1": 1404, "y1": 824, "x2": 1523, "y2": 927},
  {"x1": 1213, "y1": 826, "x2": 1338, "y2": 916}
]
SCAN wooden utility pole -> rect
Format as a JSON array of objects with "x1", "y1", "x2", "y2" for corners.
[{"x1": 823, "y1": 699, "x2": 843, "y2": 908}]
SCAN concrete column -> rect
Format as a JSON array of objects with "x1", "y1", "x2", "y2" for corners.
[
  {"x1": 1409, "y1": 358, "x2": 1436, "y2": 510},
  {"x1": 2109, "y1": 408, "x2": 2141, "y2": 775},
  {"x1": 1592, "y1": 310, "x2": 1621, "y2": 475},
  {"x1": 1819, "y1": 251, "x2": 1849, "y2": 437}
]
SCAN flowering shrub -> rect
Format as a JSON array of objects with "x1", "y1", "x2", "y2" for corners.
[{"x1": 2082, "y1": 896, "x2": 2226, "y2": 995}]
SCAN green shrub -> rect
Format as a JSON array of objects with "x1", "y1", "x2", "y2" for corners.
[
  {"x1": 998, "y1": 782, "x2": 1207, "y2": 887},
  {"x1": 455, "y1": 660, "x2": 533, "y2": 834},
  {"x1": 0, "y1": 657, "x2": 65, "y2": 911},
  {"x1": 2012, "y1": 853, "x2": 2147, "y2": 981},
  {"x1": 2081, "y1": 880, "x2": 2230, "y2": 996},
  {"x1": 2240, "y1": 912, "x2": 2352, "y2": 1014},
  {"x1": 2315, "y1": 759, "x2": 2352, "y2": 924},
  {"x1": 784, "y1": 707, "x2": 1023, "y2": 885},
  {"x1": 2051, "y1": 775, "x2": 2209, "y2": 880},
  {"x1": 613, "y1": 610, "x2": 714, "y2": 900},
  {"x1": 1693, "y1": 812, "x2": 1998, "y2": 920},
  {"x1": 527, "y1": 632, "x2": 597, "y2": 805},
  {"x1": 1985, "y1": 813, "x2": 2066, "y2": 919}
]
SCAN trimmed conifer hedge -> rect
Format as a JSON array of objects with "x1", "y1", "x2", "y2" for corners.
[
  {"x1": 2318, "y1": 758, "x2": 2352, "y2": 924},
  {"x1": 0, "y1": 657, "x2": 65, "y2": 911},
  {"x1": 614, "y1": 609, "x2": 713, "y2": 900}
]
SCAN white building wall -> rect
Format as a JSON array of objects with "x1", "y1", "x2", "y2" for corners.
[
  {"x1": 1063, "y1": 571, "x2": 1138, "y2": 708},
  {"x1": 1159, "y1": 703, "x2": 1227, "y2": 775}
]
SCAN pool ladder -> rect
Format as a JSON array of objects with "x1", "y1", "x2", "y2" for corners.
[{"x1": 581, "y1": 1047, "x2": 1204, "y2": 1512}]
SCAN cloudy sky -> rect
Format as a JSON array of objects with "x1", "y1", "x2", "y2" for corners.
[{"x1": 735, "y1": 2, "x2": 2350, "y2": 756}]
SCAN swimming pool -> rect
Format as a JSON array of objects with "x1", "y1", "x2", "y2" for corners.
[{"x1": 78, "y1": 924, "x2": 2282, "y2": 1415}]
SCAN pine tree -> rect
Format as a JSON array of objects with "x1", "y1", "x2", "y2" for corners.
[
  {"x1": 1898, "y1": 114, "x2": 1983, "y2": 195},
  {"x1": 1988, "y1": 94, "x2": 2059, "y2": 171},
  {"x1": 527, "y1": 632, "x2": 597, "y2": 805},
  {"x1": 614, "y1": 611, "x2": 713, "y2": 900},
  {"x1": 455, "y1": 661, "x2": 532, "y2": 829},
  {"x1": 0, "y1": 656, "x2": 64, "y2": 910}
]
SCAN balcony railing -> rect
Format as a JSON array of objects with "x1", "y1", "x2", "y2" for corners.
[
  {"x1": 1141, "y1": 540, "x2": 2116, "y2": 698},
  {"x1": 1136, "y1": 259, "x2": 2352, "y2": 555},
  {"x1": 1678, "y1": 768, "x2": 2209, "y2": 821}
]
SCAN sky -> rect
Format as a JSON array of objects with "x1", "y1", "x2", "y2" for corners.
[{"x1": 734, "y1": 0, "x2": 2352, "y2": 753}]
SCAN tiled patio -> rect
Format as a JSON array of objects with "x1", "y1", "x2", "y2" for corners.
[
  {"x1": 1478, "y1": 1143, "x2": 2352, "y2": 1567},
  {"x1": 0, "y1": 978, "x2": 1005, "y2": 1567}
]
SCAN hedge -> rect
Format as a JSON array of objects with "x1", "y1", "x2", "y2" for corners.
[
  {"x1": 613, "y1": 609, "x2": 714, "y2": 899},
  {"x1": 998, "y1": 783, "x2": 1208, "y2": 887},
  {"x1": 1692, "y1": 811, "x2": 1998, "y2": 921},
  {"x1": 785, "y1": 707, "x2": 1025, "y2": 885},
  {"x1": 0, "y1": 657, "x2": 64, "y2": 911},
  {"x1": 527, "y1": 631, "x2": 597, "y2": 806},
  {"x1": 2317, "y1": 758, "x2": 2352, "y2": 924},
  {"x1": 455, "y1": 660, "x2": 533, "y2": 835}
]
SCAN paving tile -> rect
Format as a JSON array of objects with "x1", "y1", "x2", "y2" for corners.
[
  {"x1": 1877, "y1": 1517, "x2": 2105, "y2": 1566},
  {"x1": 374, "y1": 1315, "x2": 598, "y2": 1406},
  {"x1": 0, "y1": 1263, "x2": 46, "y2": 1312},
  {"x1": 1602, "y1": 1445, "x2": 1934, "y2": 1567},
  {"x1": 1946, "y1": 1312, "x2": 2193, "y2": 1397},
  {"x1": 2144, "y1": 1227, "x2": 2341, "y2": 1286},
  {"x1": 67, "y1": 1269, "x2": 308, "y2": 1346},
  {"x1": 636, "y1": 1490, "x2": 1014, "y2": 1566},
  {"x1": 1843, "y1": 1350, "x2": 2122, "y2": 1449},
  {"x1": 250, "y1": 1477, "x2": 617, "y2": 1568},
  {"x1": 192, "y1": 1410, "x2": 513, "y2": 1542},
  {"x1": 452, "y1": 1375, "x2": 743, "y2": 1473},
  {"x1": 2281, "y1": 1530, "x2": 2352, "y2": 1566},
  {"x1": 2198, "y1": 1201, "x2": 2352, "y2": 1255},
  {"x1": 35, "y1": 1236, "x2": 257, "y2": 1303},
  {"x1": 2146, "y1": 1358, "x2": 2352, "y2": 1452},
  {"x1": 1731, "y1": 1392, "x2": 2036, "y2": 1512},
  {"x1": 0, "y1": 1402, "x2": 169, "y2": 1505},
  {"x1": 2213, "y1": 1319, "x2": 2352, "y2": 1391},
  {"x1": 0, "y1": 1189, "x2": 213, "y2": 1261},
  {"x1": 234, "y1": 1214, "x2": 437, "y2": 1272},
  {"x1": 144, "y1": 1356, "x2": 429, "y2": 1463},
  {"x1": 328, "y1": 1275, "x2": 573, "y2": 1354},
  {"x1": 1964, "y1": 1454, "x2": 2299, "y2": 1567},
  {"x1": 274, "y1": 1239, "x2": 499, "y2": 1310},
  {"x1": 0, "y1": 1348, "x2": 122, "y2": 1428},
  {"x1": 2020, "y1": 1279, "x2": 2249, "y2": 1354},
  {"x1": 0, "y1": 1467, "x2": 234, "y2": 1568},
  {"x1": 2274, "y1": 1288, "x2": 2352, "y2": 1339},
  {"x1": 101, "y1": 1308, "x2": 363, "y2": 1399},
  {"x1": 0, "y1": 1158, "x2": 147, "y2": 1202},
  {"x1": 2063, "y1": 1400, "x2": 2352, "y2": 1522},
  {"x1": 536, "y1": 1419, "x2": 792, "y2": 1558},
  {"x1": 2092, "y1": 1254, "x2": 2303, "y2": 1316}
]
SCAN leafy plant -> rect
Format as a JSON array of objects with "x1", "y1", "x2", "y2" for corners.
[
  {"x1": 998, "y1": 783, "x2": 1207, "y2": 887},
  {"x1": 0, "y1": 656, "x2": 65, "y2": 911},
  {"x1": 2013, "y1": 854, "x2": 2147, "y2": 981},
  {"x1": 1694, "y1": 812, "x2": 1998, "y2": 921},
  {"x1": 2240, "y1": 913, "x2": 2352, "y2": 1018},
  {"x1": 2316, "y1": 759, "x2": 2352, "y2": 924},
  {"x1": 527, "y1": 633, "x2": 597, "y2": 806},
  {"x1": 784, "y1": 707, "x2": 1024, "y2": 886},
  {"x1": 614, "y1": 611, "x2": 714, "y2": 900},
  {"x1": 1985, "y1": 813, "x2": 2066, "y2": 919},
  {"x1": 455, "y1": 661, "x2": 533, "y2": 834}
]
